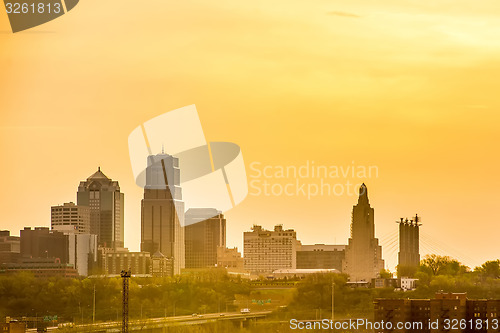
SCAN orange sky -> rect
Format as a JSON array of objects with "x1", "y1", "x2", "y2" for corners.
[{"x1": 1, "y1": 0, "x2": 499, "y2": 271}]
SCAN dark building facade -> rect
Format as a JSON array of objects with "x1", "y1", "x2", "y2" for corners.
[
  {"x1": 150, "y1": 251, "x2": 173, "y2": 277},
  {"x1": 0, "y1": 230, "x2": 20, "y2": 265},
  {"x1": 103, "y1": 251, "x2": 151, "y2": 275},
  {"x1": 141, "y1": 153, "x2": 185, "y2": 275},
  {"x1": 77, "y1": 167, "x2": 125, "y2": 248},
  {"x1": 0, "y1": 228, "x2": 78, "y2": 278},
  {"x1": 296, "y1": 244, "x2": 345, "y2": 270},
  {"x1": 343, "y1": 184, "x2": 385, "y2": 281},
  {"x1": 0, "y1": 322, "x2": 26, "y2": 333},
  {"x1": 0, "y1": 258, "x2": 78, "y2": 278},
  {"x1": 20, "y1": 227, "x2": 69, "y2": 263},
  {"x1": 185, "y1": 208, "x2": 226, "y2": 269},
  {"x1": 398, "y1": 215, "x2": 421, "y2": 277},
  {"x1": 374, "y1": 293, "x2": 500, "y2": 333}
]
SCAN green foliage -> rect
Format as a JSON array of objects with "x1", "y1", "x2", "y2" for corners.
[
  {"x1": 285, "y1": 258, "x2": 500, "y2": 319},
  {"x1": 0, "y1": 257, "x2": 498, "y2": 327},
  {"x1": 397, "y1": 265, "x2": 418, "y2": 278},
  {"x1": 379, "y1": 269, "x2": 392, "y2": 279},
  {"x1": 420, "y1": 254, "x2": 468, "y2": 276},
  {"x1": 475, "y1": 260, "x2": 500, "y2": 279},
  {"x1": 0, "y1": 270, "x2": 251, "y2": 323}
]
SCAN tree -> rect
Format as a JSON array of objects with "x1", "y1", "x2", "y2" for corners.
[
  {"x1": 475, "y1": 260, "x2": 500, "y2": 279},
  {"x1": 379, "y1": 269, "x2": 392, "y2": 279},
  {"x1": 420, "y1": 255, "x2": 468, "y2": 276}
]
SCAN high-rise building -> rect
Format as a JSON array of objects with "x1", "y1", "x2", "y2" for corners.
[
  {"x1": 51, "y1": 202, "x2": 90, "y2": 234},
  {"x1": 397, "y1": 215, "x2": 421, "y2": 277},
  {"x1": 296, "y1": 244, "x2": 345, "y2": 270},
  {"x1": 244, "y1": 225, "x2": 300, "y2": 274},
  {"x1": 51, "y1": 210, "x2": 99, "y2": 276},
  {"x1": 184, "y1": 208, "x2": 226, "y2": 269},
  {"x1": 20, "y1": 227, "x2": 69, "y2": 263},
  {"x1": 343, "y1": 183, "x2": 385, "y2": 281},
  {"x1": 141, "y1": 153, "x2": 185, "y2": 275},
  {"x1": 77, "y1": 168, "x2": 124, "y2": 248}
]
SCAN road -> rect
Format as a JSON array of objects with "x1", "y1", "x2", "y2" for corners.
[{"x1": 27, "y1": 311, "x2": 272, "y2": 332}]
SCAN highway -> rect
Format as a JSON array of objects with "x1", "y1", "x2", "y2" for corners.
[{"x1": 27, "y1": 311, "x2": 272, "y2": 332}]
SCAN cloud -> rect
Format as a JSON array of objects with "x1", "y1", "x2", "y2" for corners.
[{"x1": 327, "y1": 11, "x2": 361, "y2": 18}]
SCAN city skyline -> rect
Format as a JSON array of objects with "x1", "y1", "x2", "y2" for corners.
[
  {"x1": 1, "y1": 1, "x2": 499, "y2": 331},
  {"x1": 2, "y1": 0, "x2": 500, "y2": 271},
  {"x1": 0, "y1": 162, "x2": 490, "y2": 273}
]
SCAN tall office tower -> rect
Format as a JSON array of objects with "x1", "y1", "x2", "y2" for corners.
[
  {"x1": 244, "y1": 224, "x2": 300, "y2": 274},
  {"x1": 343, "y1": 184, "x2": 385, "y2": 281},
  {"x1": 77, "y1": 168, "x2": 125, "y2": 249},
  {"x1": 184, "y1": 208, "x2": 226, "y2": 269},
  {"x1": 51, "y1": 202, "x2": 90, "y2": 234},
  {"x1": 141, "y1": 153, "x2": 185, "y2": 276},
  {"x1": 397, "y1": 215, "x2": 421, "y2": 277}
]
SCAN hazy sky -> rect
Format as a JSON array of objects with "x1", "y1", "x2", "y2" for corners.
[{"x1": 1, "y1": 0, "x2": 499, "y2": 271}]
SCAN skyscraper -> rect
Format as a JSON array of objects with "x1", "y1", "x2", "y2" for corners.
[
  {"x1": 77, "y1": 168, "x2": 125, "y2": 249},
  {"x1": 141, "y1": 153, "x2": 185, "y2": 275},
  {"x1": 343, "y1": 183, "x2": 385, "y2": 281},
  {"x1": 184, "y1": 208, "x2": 226, "y2": 269},
  {"x1": 397, "y1": 215, "x2": 421, "y2": 277}
]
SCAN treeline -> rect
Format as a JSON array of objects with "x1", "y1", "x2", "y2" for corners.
[
  {"x1": 0, "y1": 269, "x2": 251, "y2": 323},
  {"x1": 1, "y1": 257, "x2": 498, "y2": 325},
  {"x1": 285, "y1": 256, "x2": 500, "y2": 319}
]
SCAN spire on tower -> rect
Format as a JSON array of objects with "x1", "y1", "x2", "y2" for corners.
[{"x1": 358, "y1": 183, "x2": 369, "y2": 205}]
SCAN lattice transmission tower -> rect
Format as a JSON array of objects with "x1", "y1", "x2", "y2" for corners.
[{"x1": 121, "y1": 270, "x2": 131, "y2": 333}]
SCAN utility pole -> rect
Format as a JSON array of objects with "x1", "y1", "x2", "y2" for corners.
[
  {"x1": 331, "y1": 281, "x2": 335, "y2": 321},
  {"x1": 93, "y1": 284, "x2": 96, "y2": 324},
  {"x1": 121, "y1": 270, "x2": 131, "y2": 333}
]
